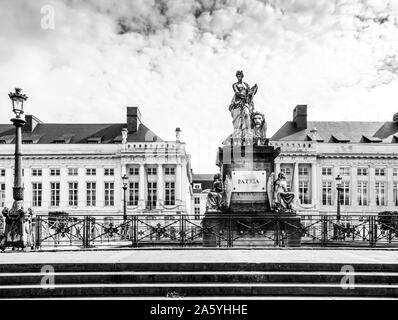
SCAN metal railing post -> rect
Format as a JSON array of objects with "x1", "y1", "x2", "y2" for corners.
[
  {"x1": 131, "y1": 215, "x2": 138, "y2": 247},
  {"x1": 180, "y1": 215, "x2": 185, "y2": 247},
  {"x1": 321, "y1": 216, "x2": 328, "y2": 246},
  {"x1": 34, "y1": 215, "x2": 41, "y2": 250}
]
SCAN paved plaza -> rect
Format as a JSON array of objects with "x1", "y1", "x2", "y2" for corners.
[{"x1": 1, "y1": 248, "x2": 398, "y2": 265}]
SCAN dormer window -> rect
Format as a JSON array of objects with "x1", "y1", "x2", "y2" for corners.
[
  {"x1": 87, "y1": 136, "x2": 103, "y2": 144},
  {"x1": 193, "y1": 183, "x2": 201, "y2": 190}
]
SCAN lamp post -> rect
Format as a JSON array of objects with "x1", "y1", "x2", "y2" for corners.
[
  {"x1": 122, "y1": 174, "x2": 128, "y2": 222},
  {"x1": 335, "y1": 174, "x2": 343, "y2": 221},
  {"x1": 0, "y1": 88, "x2": 32, "y2": 251}
]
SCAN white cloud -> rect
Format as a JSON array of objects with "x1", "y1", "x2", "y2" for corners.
[{"x1": 0, "y1": 0, "x2": 398, "y2": 172}]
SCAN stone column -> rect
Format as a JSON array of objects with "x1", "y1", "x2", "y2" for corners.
[
  {"x1": 311, "y1": 162, "x2": 317, "y2": 206},
  {"x1": 387, "y1": 166, "x2": 394, "y2": 207},
  {"x1": 369, "y1": 166, "x2": 375, "y2": 207},
  {"x1": 293, "y1": 162, "x2": 299, "y2": 200},
  {"x1": 351, "y1": 165, "x2": 357, "y2": 208},
  {"x1": 180, "y1": 161, "x2": 187, "y2": 210},
  {"x1": 157, "y1": 163, "x2": 164, "y2": 209},
  {"x1": 42, "y1": 167, "x2": 50, "y2": 209},
  {"x1": 138, "y1": 163, "x2": 145, "y2": 209},
  {"x1": 176, "y1": 163, "x2": 182, "y2": 205}
]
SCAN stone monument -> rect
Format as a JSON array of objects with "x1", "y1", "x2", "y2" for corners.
[{"x1": 202, "y1": 70, "x2": 302, "y2": 247}]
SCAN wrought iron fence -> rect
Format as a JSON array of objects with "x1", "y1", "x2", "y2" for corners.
[{"x1": 28, "y1": 214, "x2": 398, "y2": 250}]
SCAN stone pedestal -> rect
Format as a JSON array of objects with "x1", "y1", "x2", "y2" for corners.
[
  {"x1": 203, "y1": 142, "x2": 302, "y2": 248},
  {"x1": 203, "y1": 214, "x2": 301, "y2": 247},
  {"x1": 217, "y1": 144, "x2": 280, "y2": 213}
]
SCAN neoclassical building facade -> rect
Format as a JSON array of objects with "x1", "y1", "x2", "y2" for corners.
[
  {"x1": 0, "y1": 107, "x2": 193, "y2": 217},
  {"x1": 270, "y1": 105, "x2": 398, "y2": 217}
]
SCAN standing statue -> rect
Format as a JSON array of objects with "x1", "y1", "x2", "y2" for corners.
[
  {"x1": 0, "y1": 201, "x2": 34, "y2": 251},
  {"x1": 229, "y1": 70, "x2": 258, "y2": 140}
]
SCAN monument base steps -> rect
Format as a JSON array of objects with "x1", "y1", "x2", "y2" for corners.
[{"x1": 1, "y1": 262, "x2": 397, "y2": 298}]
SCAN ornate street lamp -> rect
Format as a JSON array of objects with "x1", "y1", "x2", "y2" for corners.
[
  {"x1": 122, "y1": 174, "x2": 128, "y2": 222},
  {"x1": 335, "y1": 174, "x2": 343, "y2": 221},
  {"x1": 0, "y1": 88, "x2": 32, "y2": 251}
]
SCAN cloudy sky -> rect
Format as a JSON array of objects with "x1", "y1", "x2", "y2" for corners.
[{"x1": 1, "y1": 0, "x2": 398, "y2": 173}]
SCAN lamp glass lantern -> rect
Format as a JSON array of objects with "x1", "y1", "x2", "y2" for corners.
[
  {"x1": 335, "y1": 174, "x2": 342, "y2": 189},
  {"x1": 122, "y1": 174, "x2": 128, "y2": 189},
  {"x1": 9, "y1": 88, "x2": 28, "y2": 118}
]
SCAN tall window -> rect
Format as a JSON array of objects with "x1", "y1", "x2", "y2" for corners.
[
  {"x1": 104, "y1": 168, "x2": 114, "y2": 176},
  {"x1": 375, "y1": 182, "x2": 385, "y2": 206},
  {"x1": 86, "y1": 168, "x2": 96, "y2": 176},
  {"x1": 375, "y1": 168, "x2": 385, "y2": 176},
  {"x1": 194, "y1": 207, "x2": 200, "y2": 220},
  {"x1": 0, "y1": 169, "x2": 5, "y2": 177},
  {"x1": 322, "y1": 167, "x2": 332, "y2": 176},
  {"x1": 394, "y1": 183, "x2": 398, "y2": 206},
  {"x1": 298, "y1": 166, "x2": 309, "y2": 176},
  {"x1": 32, "y1": 183, "x2": 42, "y2": 207},
  {"x1": 339, "y1": 181, "x2": 350, "y2": 205},
  {"x1": 32, "y1": 168, "x2": 42, "y2": 176},
  {"x1": 147, "y1": 182, "x2": 157, "y2": 209},
  {"x1": 68, "y1": 182, "x2": 78, "y2": 206},
  {"x1": 129, "y1": 182, "x2": 139, "y2": 206},
  {"x1": 322, "y1": 181, "x2": 332, "y2": 205},
  {"x1": 357, "y1": 182, "x2": 368, "y2": 206},
  {"x1": 299, "y1": 181, "x2": 310, "y2": 204},
  {"x1": 50, "y1": 168, "x2": 60, "y2": 176},
  {"x1": 104, "y1": 182, "x2": 114, "y2": 206},
  {"x1": 0, "y1": 183, "x2": 5, "y2": 207},
  {"x1": 68, "y1": 168, "x2": 78, "y2": 176},
  {"x1": 165, "y1": 167, "x2": 175, "y2": 175},
  {"x1": 281, "y1": 167, "x2": 292, "y2": 176},
  {"x1": 339, "y1": 167, "x2": 350, "y2": 176},
  {"x1": 50, "y1": 182, "x2": 60, "y2": 207},
  {"x1": 86, "y1": 182, "x2": 96, "y2": 206},
  {"x1": 165, "y1": 182, "x2": 175, "y2": 205}
]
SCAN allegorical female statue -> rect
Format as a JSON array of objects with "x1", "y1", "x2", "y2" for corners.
[
  {"x1": 229, "y1": 70, "x2": 258, "y2": 139},
  {"x1": 272, "y1": 172, "x2": 295, "y2": 212}
]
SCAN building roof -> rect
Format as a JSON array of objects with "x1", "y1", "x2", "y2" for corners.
[
  {"x1": 0, "y1": 122, "x2": 163, "y2": 144},
  {"x1": 192, "y1": 174, "x2": 214, "y2": 191},
  {"x1": 271, "y1": 121, "x2": 398, "y2": 143}
]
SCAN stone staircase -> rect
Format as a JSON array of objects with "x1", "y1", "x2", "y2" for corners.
[{"x1": 0, "y1": 262, "x2": 397, "y2": 298}]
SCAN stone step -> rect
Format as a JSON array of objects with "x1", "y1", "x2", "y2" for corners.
[
  {"x1": 1, "y1": 271, "x2": 398, "y2": 285},
  {"x1": 1, "y1": 262, "x2": 397, "y2": 273},
  {"x1": 1, "y1": 283, "x2": 398, "y2": 298}
]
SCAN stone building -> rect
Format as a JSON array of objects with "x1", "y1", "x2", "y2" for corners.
[
  {"x1": 192, "y1": 174, "x2": 214, "y2": 220},
  {"x1": 0, "y1": 107, "x2": 193, "y2": 218},
  {"x1": 270, "y1": 105, "x2": 398, "y2": 218}
]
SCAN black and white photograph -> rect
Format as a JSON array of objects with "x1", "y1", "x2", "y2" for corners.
[{"x1": 0, "y1": 0, "x2": 398, "y2": 312}]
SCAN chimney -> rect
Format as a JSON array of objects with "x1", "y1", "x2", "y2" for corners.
[
  {"x1": 24, "y1": 114, "x2": 42, "y2": 132},
  {"x1": 127, "y1": 106, "x2": 141, "y2": 133},
  {"x1": 293, "y1": 105, "x2": 307, "y2": 130},
  {"x1": 393, "y1": 112, "x2": 398, "y2": 122}
]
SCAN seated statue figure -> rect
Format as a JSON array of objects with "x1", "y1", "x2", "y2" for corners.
[
  {"x1": 273, "y1": 172, "x2": 295, "y2": 213},
  {"x1": 206, "y1": 174, "x2": 226, "y2": 213}
]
